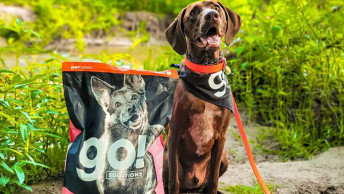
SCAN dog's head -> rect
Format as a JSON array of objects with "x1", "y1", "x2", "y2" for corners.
[
  {"x1": 165, "y1": 0, "x2": 241, "y2": 55},
  {"x1": 91, "y1": 75, "x2": 147, "y2": 131}
]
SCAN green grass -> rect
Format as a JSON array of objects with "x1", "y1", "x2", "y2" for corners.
[{"x1": 221, "y1": 182, "x2": 276, "y2": 194}]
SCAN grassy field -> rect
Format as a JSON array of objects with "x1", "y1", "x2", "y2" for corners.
[{"x1": 0, "y1": 0, "x2": 343, "y2": 193}]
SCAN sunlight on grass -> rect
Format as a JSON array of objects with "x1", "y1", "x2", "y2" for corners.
[{"x1": 221, "y1": 182, "x2": 276, "y2": 194}]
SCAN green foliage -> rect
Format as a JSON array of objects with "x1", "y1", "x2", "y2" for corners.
[
  {"x1": 1, "y1": 0, "x2": 121, "y2": 50},
  {"x1": 143, "y1": 46, "x2": 184, "y2": 71},
  {"x1": 0, "y1": 18, "x2": 43, "y2": 67},
  {"x1": 0, "y1": 0, "x2": 196, "y2": 50},
  {"x1": 226, "y1": 0, "x2": 344, "y2": 160},
  {"x1": 221, "y1": 182, "x2": 276, "y2": 194},
  {"x1": 0, "y1": 20, "x2": 69, "y2": 193}
]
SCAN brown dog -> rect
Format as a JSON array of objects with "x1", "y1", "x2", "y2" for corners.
[{"x1": 163, "y1": 1, "x2": 241, "y2": 194}]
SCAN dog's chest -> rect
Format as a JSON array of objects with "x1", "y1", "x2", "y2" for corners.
[
  {"x1": 181, "y1": 106, "x2": 222, "y2": 156},
  {"x1": 183, "y1": 128, "x2": 215, "y2": 156},
  {"x1": 174, "y1": 80, "x2": 229, "y2": 156}
]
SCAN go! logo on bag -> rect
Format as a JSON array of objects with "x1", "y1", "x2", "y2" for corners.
[{"x1": 76, "y1": 136, "x2": 147, "y2": 181}]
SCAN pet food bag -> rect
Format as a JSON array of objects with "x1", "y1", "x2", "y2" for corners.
[{"x1": 61, "y1": 62, "x2": 178, "y2": 194}]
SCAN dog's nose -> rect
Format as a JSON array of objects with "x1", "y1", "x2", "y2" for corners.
[
  {"x1": 128, "y1": 105, "x2": 135, "y2": 113},
  {"x1": 192, "y1": 176, "x2": 199, "y2": 185},
  {"x1": 204, "y1": 9, "x2": 219, "y2": 21}
]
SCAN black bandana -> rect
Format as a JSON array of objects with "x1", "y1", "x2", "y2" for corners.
[{"x1": 181, "y1": 70, "x2": 234, "y2": 113}]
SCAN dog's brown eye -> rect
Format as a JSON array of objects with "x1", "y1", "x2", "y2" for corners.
[
  {"x1": 132, "y1": 94, "x2": 138, "y2": 100},
  {"x1": 115, "y1": 102, "x2": 122, "y2": 108},
  {"x1": 214, "y1": 6, "x2": 219, "y2": 11},
  {"x1": 190, "y1": 9, "x2": 197, "y2": 16}
]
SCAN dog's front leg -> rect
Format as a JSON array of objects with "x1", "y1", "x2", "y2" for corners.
[
  {"x1": 207, "y1": 137, "x2": 226, "y2": 194},
  {"x1": 168, "y1": 128, "x2": 181, "y2": 194}
]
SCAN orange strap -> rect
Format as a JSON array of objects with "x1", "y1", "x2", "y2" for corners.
[
  {"x1": 231, "y1": 92, "x2": 271, "y2": 194},
  {"x1": 184, "y1": 56, "x2": 225, "y2": 74},
  {"x1": 62, "y1": 62, "x2": 179, "y2": 79}
]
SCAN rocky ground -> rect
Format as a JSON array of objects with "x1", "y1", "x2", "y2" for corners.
[{"x1": 219, "y1": 117, "x2": 344, "y2": 194}]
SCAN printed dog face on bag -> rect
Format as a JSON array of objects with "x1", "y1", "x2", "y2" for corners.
[
  {"x1": 91, "y1": 75, "x2": 148, "y2": 135},
  {"x1": 84, "y1": 75, "x2": 162, "y2": 193}
]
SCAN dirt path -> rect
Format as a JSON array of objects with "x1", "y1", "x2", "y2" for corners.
[
  {"x1": 219, "y1": 117, "x2": 344, "y2": 194},
  {"x1": 18, "y1": 118, "x2": 344, "y2": 194},
  {"x1": 220, "y1": 144, "x2": 344, "y2": 193}
]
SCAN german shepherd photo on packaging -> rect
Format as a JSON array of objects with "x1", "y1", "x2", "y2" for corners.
[{"x1": 90, "y1": 74, "x2": 164, "y2": 194}]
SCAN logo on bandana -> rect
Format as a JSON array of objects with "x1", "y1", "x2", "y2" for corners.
[
  {"x1": 208, "y1": 71, "x2": 227, "y2": 97},
  {"x1": 181, "y1": 70, "x2": 234, "y2": 112}
]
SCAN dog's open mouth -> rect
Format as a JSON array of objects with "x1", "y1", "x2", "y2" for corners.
[
  {"x1": 129, "y1": 114, "x2": 139, "y2": 122},
  {"x1": 197, "y1": 27, "x2": 222, "y2": 48},
  {"x1": 121, "y1": 113, "x2": 143, "y2": 130}
]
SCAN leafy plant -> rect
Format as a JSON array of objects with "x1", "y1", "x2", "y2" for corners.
[
  {"x1": 0, "y1": 18, "x2": 43, "y2": 67},
  {"x1": 226, "y1": 0, "x2": 344, "y2": 160},
  {"x1": 0, "y1": 20, "x2": 69, "y2": 193}
]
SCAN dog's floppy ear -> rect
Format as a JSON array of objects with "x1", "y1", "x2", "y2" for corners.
[
  {"x1": 218, "y1": 2, "x2": 242, "y2": 45},
  {"x1": 165, "y1": 8, "x2": 187, "y2": 55},
  {"x1": 91, "y1": 76, "x2": 115, "y2": 109},
  {"x1": 124, "y1": 74, "x2": 145, "y2": 94}
]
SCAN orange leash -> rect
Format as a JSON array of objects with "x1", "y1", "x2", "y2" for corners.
[{"x1": 231, "y1": 92, "x2": 271, "y2": 194}]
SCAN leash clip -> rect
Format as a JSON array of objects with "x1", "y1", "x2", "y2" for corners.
[
  {"x1": 179, "y1": 71, "x2": 186, "y2": 77},
  {"x1": 170, "y1": 63, "x2": 186, "y2": 77},
  {"x1": 170, "y1": 64, "x2": 180, "y2": 69}
]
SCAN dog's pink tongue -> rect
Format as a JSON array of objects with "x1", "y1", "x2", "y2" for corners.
[
  {"x1": 201, "y1": 34, "x2": 220, "y2": 45},
  {"x1": 208, "y1": 35, "x2": 219, "y2": 42}
]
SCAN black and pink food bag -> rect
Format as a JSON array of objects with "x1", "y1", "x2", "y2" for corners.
[{"x1": 61, "y1": 62, "x2": 178, "y2": 194}]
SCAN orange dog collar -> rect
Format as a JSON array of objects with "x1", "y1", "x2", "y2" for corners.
[{"x1": 184, "y1": 56, "x2": 226, "y2": 74}]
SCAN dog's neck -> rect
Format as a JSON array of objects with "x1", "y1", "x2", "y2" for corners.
[
  {"x1": 185, "y1": 46, "x2": 223, "y2": 65},
  {"x1": 185, "y1": 51, "x2": 223, "y2": 65}
]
